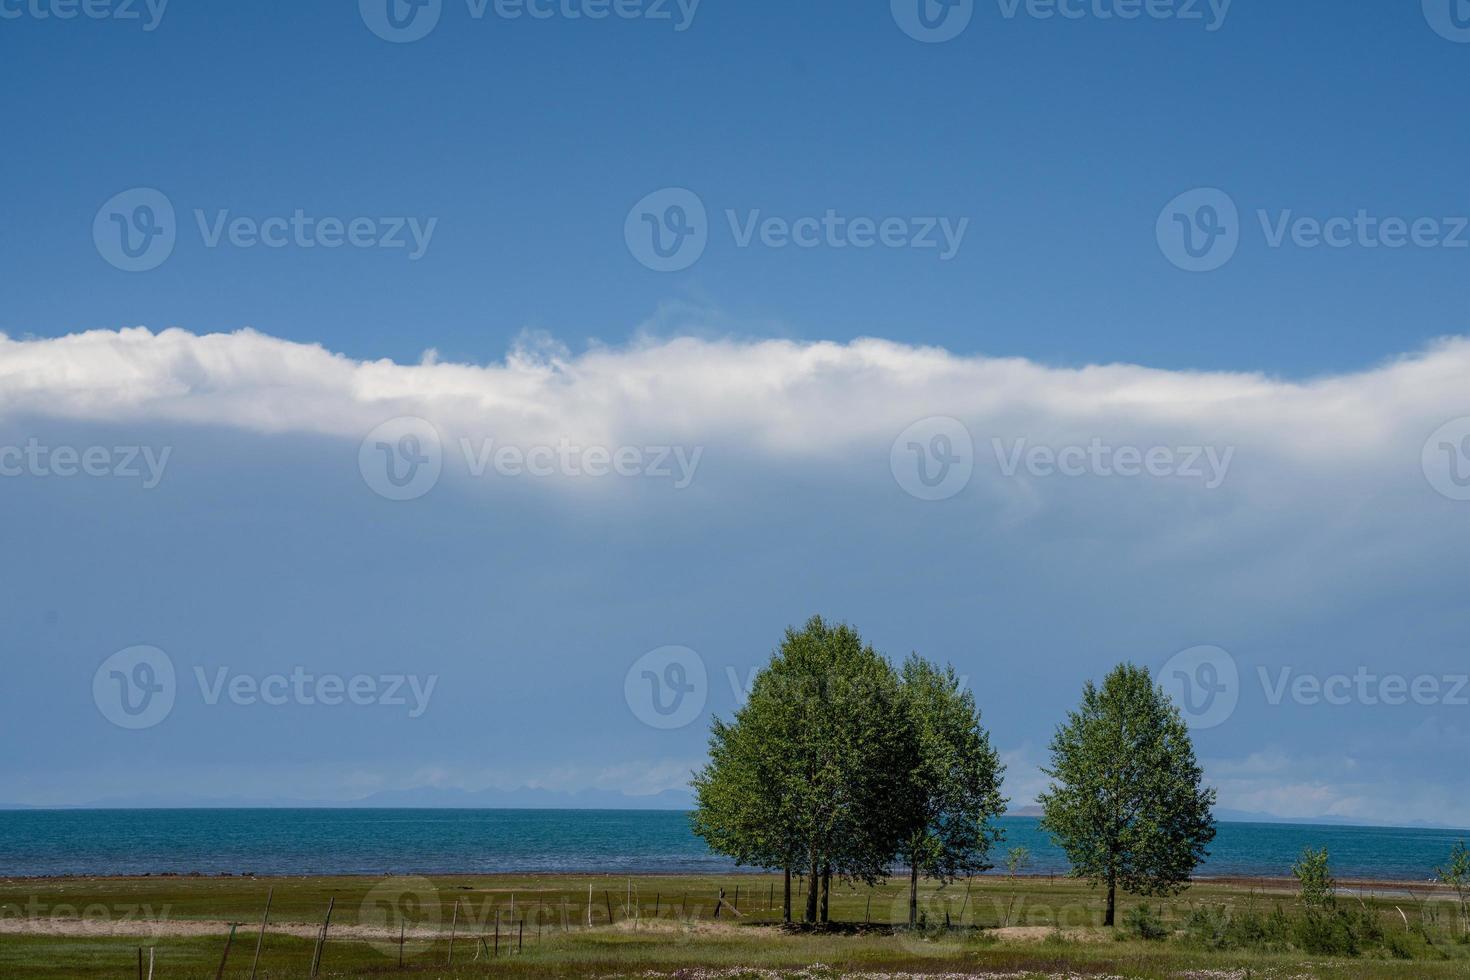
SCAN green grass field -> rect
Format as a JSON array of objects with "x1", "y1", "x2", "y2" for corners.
[{"x1": 2, "y1": 872, "x2": 1466, "y2": 978}]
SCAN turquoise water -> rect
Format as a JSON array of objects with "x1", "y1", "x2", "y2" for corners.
[{"x1": 0, "y1": 810, "x2": 1463, "y2": 880}]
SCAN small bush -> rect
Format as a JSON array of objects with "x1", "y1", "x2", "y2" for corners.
[
  {"x1": 1293, "y1": 909, "x2": 1360, "y2": 957},
  {"x1": 1181, "y1": 902, "x2": 1290, "y2": 951},
  {"x1": 1385, "y1": 930, "x2": 1416, "y2": 959},
  {"x1": 1123, "y1": 902, "x2": 1170, "y2": 940},
  {"x1": 1182, "y1": 904, "x2": 1230, "y2": 949}
]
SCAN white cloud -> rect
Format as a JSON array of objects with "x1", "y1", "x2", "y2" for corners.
[{"x1": 2, "y1": 327, "x2": 1466, "y2": 467}]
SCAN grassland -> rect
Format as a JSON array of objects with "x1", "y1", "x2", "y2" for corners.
[{"x1": 1, "y1": 872, "x2": 1467, "y2": 978}]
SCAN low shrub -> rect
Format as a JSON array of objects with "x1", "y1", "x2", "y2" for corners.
[{"x1": 1123, "y1": 902, "x2": 1170, "y2": 940}]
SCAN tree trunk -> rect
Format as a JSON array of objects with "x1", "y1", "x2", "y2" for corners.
[
  {"x1": 804, "y1": 855, "x2": 819, "y2": 924},
  {"x1": 909, "y1": 859, "x2": 919, "y2": 927},
  {"x1": 782, "y1": 867, "x2": 791, "y2": 924},
  {"x1": 1104, "y1": 881, "x2": 1116, "y2": 927},
  {"x1": 819, "y1": 866, "x2": 830, "y2": 924}
]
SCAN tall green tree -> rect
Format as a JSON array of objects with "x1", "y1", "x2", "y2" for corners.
[
  {"x1": 1038, "y1": 663, "x2": 1216, "y2": 926},
  {"x1": 690, "y1": 705, "x2": 801, "y2": 919},
  {"x1": 897, "y1": 654, "x2": 1007, "y2": 927},
  {"x1": 691, "y1": 616, "x2": 913, "y2": 925}
]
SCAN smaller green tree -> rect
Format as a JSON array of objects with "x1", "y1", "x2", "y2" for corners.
[
  {"x1": 1039, "y1": 663, "x2": 1217, "y2": 927},
  {"x1": 1292, "y1": 846, "x2": 1336, "y2": 911},
  {"x1": 896, "y1": 655, "x2": 1007, "y2": 927},
  {"x1": 1005, "y1": 846, "x2": 1032, "y2": 880},
  {"x1": 1437, "y1": 841, "x2": 1470, "y2": 931}
]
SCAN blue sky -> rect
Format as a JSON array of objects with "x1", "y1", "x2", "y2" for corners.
[{"x1": 2, "y1": 1, "x2": 1469, "y2": 826}]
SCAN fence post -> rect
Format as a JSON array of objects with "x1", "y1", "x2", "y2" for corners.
[{"x1": 248, "y1": 887, "x2": 272, "y2": 980}]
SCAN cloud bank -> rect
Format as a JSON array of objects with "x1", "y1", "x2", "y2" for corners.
[{"x1": 2, "y1": 327, "x2": 1466, "y2": 467}]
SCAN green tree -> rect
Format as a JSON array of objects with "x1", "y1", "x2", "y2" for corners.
[
  {"x1": 896, "y1": 655, "x2": 1007, "y2": 927},
  {"x1": 690, "y1": 703, "x2": 802, "y2": 920},
  {"x1": 1293, "y1": 846, "x2": 1336, "y2": 911},
  {"x1": 691, "y1": 616, "x2": 913, "y2": 925},
  {"x1": 1437, "y1": 841, "x2": 1470, "y2": 931},
  {"x1": 1038, "y1": 663, "x2": 1217, "y2": 927},
  {"x1": 1005, "y1": 846, "x2": 1032, "y2": 879}
]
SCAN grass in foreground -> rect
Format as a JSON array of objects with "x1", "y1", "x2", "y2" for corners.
[{"x1": 1, "y1": 873, "x2": 1466, "y2": 978}]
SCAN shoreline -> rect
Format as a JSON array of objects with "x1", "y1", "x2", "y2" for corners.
[{"x1": 0, "y1": 871, "x2": 1455, "y2": 892}]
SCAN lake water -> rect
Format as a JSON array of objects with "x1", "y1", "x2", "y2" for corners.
[{"x1": 0, "y1": 809, "x2": 1463, "y2": 881}]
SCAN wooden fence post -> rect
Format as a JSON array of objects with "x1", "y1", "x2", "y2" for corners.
[
  {"x1": 214, "y1": 923, "x2": 237, "y2": 980},
  {"x1": 248, "y1": 887, "x2": 272, "y2": 980},
  {"x1": 310, "y1": 896, "x2": 334, "y2": 977},
  {"x1": 446, "y1": 899, "x2": 459, "y2": 965}
]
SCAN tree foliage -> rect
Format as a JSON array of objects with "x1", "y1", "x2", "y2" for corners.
[
  {"x1": 1038, "y1": 662, "x2": 1216, "y2": 926},
  {"x1": 1293, "y1": 846, "x2": 1336, "y2": 911},
  {"x1": 897, "y1": 654, "x2": 1007, "y2": 924},
  {"x1": 1437, "y1": 840, "x2": 1470, "y2": 930},
  {"x1": 691, "y1": 616, "x2": 915, "y2": 923}
]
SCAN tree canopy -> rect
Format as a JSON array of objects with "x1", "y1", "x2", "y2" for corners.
[
  {"x1": 696, "y1": 635, "x2": 1220, "y2": 931},
  {"x1": 1038, "y1": 662, "x2": 1217, "y2": 926},
  {"x1": 692, "y1": 617, "x2": 1005, "y2": 925},
  {"x1": 897, "y1": 654, "x2": 1007, "y2": 925}
]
